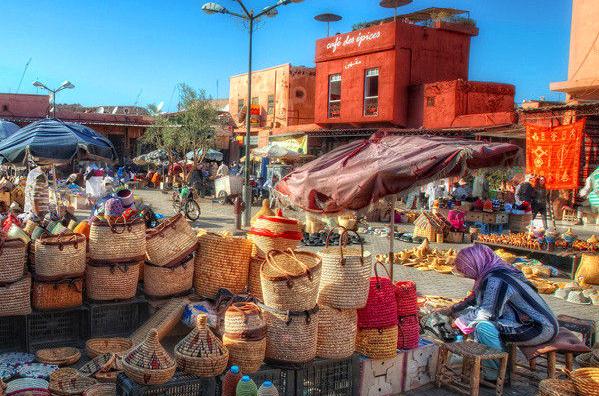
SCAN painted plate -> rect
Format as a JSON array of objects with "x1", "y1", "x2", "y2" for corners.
[
  {"x1": 0, "y1": 365, "x2": 16, "y2": 381},
  {"x1": 16, "y1": 363, "x2": 59, "y2": 379},
  {"x1": 0, "y1": 352, "x2": 35, "y2": 367}
]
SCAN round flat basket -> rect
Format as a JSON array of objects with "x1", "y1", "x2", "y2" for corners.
[
  {"x1": 35, "y1": 347, "x2": 81, "y2": 366},
  {"x1": 49, "y1": 368, "x2": 80, "y2": 383},
  {"x1": 4, "y1": 378, "x2": 49, "y2": 395},
  {"x1": 78, "y1": 353, "x2": 116, "y2": 377},
  {"x1": 49, "y1": 376, "x2": 98, "y2": 396},
  {"x1": 85, "y1": 338, "x2": 132, "y2": 359},
  {"x1": 82, "y1": 383, "x2": 116, "y2": 396},
  {"x1": 93, "y1": 370, "x2": 120, "y2": 383}
]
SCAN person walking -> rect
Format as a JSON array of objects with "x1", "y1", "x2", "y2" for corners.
[{"x1": 532, "y1": 176, "x2": 548, "y2": 229}]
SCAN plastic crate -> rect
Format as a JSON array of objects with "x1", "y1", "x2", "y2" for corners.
[
  {"x1": 0, "y1": 316, "x2": 27, "y2": 352},
  {"x1": 116, "y1": 371, "x2": 216, "y2": 396},
  {"x1": 27, "y1": 307, "x2": 87, "y2": 352},
  {"x1": 295, "y1": 355, "x2": 359, "y2": 396},
  {"x1": 217, "y1": 365, "x2": 294, "y2": 396},
  {"x1": 86, "y1": 296, "x2": 149, "y2": 338}
]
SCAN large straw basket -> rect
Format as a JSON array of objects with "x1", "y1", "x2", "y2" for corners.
[
  {"x1": 537, "y1": 378, "x2": 576, "y2": 396},
  {"x1": 145, "y1": 214, "x2": 197, "y2": 266},
  {"x1": 34, "y1": 233, "x2": 86, "y2": 279},
  {"x1": 248, "y1": 215, "x2": 302, "y2": 258},
  {"x1": 261, "y1": 249, "x2": 321, "y2": 311},
  {"x1": 318, "y1": 227, "x2": 372, "y2": 309},
  {"x1": 32, "y1": 276, "x2": 83, "y2": 310},
  {"x1": 248, "y1": 256, "x2": 265, "y2": 300},
  {"x1": 85, "y1": 338, "x2": 133, "y2": 359},
  {"x1": 357, "y1": 262, "x2": 398, "y2": 329},
  {"x1": 317, "y1": 305, "x2": 357, "y2": 359},
  {"x1": 143, "y1": 254, "x2": 194, "y2": 298},
  {"x1": 89, "y1": 217, "x2": 146, "y2": 263},
  {"x1": 175, "y1": 314, "x2": 229, "y2": 377},
  {"x1": 223, "y1": 303, "x2": 266, "y2": 373},
  {"x1": 263, "y1": 304, "x2": 319, "y2": 364},
  {"x1": 123, "y1": 329, "x2": 176, "y2": 385},
  {"x1": 0, "y1": 236, "x2": 26, "y2": 284},
  {"x1": 0, "y1": 273, "x2": 31, "y2": 316},
  {"x1": 86, "y1": 261, "x2": 140, "y2": 301},
  {"x1": 568, "y1": 368, "x2": 599, "y2": 396},
  {"x1": 194, "y1": 232, "x2": 252, "y2": 297},
  {"x1": 49, "y1": 376, "x2": 98, "y2": 396},
  {"x1": 355, "y1": 326, "x2": 398, "y2": 359}
]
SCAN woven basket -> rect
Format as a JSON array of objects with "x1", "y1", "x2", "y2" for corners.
[
  {"x1": 194, "y1": 233, "x2": 252, "y2": 298},
  {"x1": 82, "y1": 383, "x2": 116, "y2": 396},
  {"x1": 49, "y1": 376, "x2": 97, "y2": 396},
  {"x1": 93, "y1": 370, "x2": 120, "y2": 383},
  {"x1": 0, "y1": 236, "x2": 26, "y2": 284},
  {"x1": 261, "y1": 249, "x2": 321, "y2": 311},
  {"x1": 50, "y1": 368, "x2": 80, "y2": 383},
  {"x1": 317, "y1": 227, "x2": 372, "y2": 309},
  {"x1": 34, "y1": 233, "x2": 86, "y2": 279},
  {"x1": 247, "y1": 215, "x2": 302, "y2": 258},
  {"x1": 248, "y1": 256, "x2": 265, "y2": 301},
  {"x1": 143, "y1": 254, "x2": 194, "y2": 298},
  {"x1": 223, "y1": 303, "x2": 266, "y2": 373},
  {"x1": 85, "y1": 338, "x2": 133, "y2": 359},
  {"x1": 356, "y1": 326, "x2": 398, "y2": 359},
  {"x1": 35, "y1": 347, "x2": 81, "y2": 367},
  {"x1": 0, "y1": 273, "x2": 31, "y2": 317},
  {"x1": 4, "y1": 378, "x2": 50, "y2": 395},
  {"x1": 395, "y1": 281, "x2": 418, "y2": 316},
  {"x1": 397, "y1": 314, "x2": 420, "y2": 350},
  {"x1": 32, "y1": 276, "x2": 83, "y2": 310},
  {"x1": 263, "y1": 305, "x2": 319, "y2": 364},
  {"x1": 568, "y1": 368, "x2": 599, "y2": 396},
  {"x1": 537, "y1": 378, "x2": 576, "y2": 396},
  {"x1": 175, "y1": 314, "x2": 229, "y2": 377},
  {"x1": 146, "y1": 214, "x2": 197, "y2": 266},
  {"x1": 357, "y1": 262, "x2": 398, "y2": 329},
  {"x1": 123, "y1": 329, "x2": 176, "y2": 385},
  {"x1": 316, "y1": 305, "x2": 357, "y2": 359},
  {"x1": 88, "y1": 217, "x2": 146, "y2": 263},
  {"x1": 85, "y1": 261, "x2": 140, "y2": 301},
  {"x1": 79, "y1": 353, "x2": 116, "y2": 377}
]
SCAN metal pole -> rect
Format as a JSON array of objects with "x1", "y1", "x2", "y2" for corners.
[
  {"x1": 242, "y1": 15, "x2": 254, "y2": 226},
  {"x1": 52, "y1": 89, "x2": 56, "y2": 118}
]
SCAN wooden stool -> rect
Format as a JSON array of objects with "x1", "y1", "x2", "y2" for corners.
[{"x1": 436, "y1": 340, "x2": 509, "y2": 396}]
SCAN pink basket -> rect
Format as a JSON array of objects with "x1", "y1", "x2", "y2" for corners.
[
  {"x1": 397, "y1": 314, "x2": 420, "y2": 350},
  {"x1": 357, "y1": 262, "x2": 398, "y2": 329},
  {"x1": 395, "y1": 280, "x2": 418, "y2": 316}
]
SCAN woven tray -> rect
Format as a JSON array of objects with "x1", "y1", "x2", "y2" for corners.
[{"x1": 35, "y1": 347, "x2": 81, "y2": 366}]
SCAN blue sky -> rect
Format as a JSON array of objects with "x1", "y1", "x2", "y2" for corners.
[{"x1": 1, "y1": 0, "x2": 571, "y2": 110}]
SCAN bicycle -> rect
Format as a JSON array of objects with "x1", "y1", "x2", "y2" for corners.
[{"x1": 172, "y1": 185, "x2": 201, "y2": 221}]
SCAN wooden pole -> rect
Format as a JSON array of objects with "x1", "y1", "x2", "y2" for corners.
[{"x1": 389, "y1": 196, "x2": 396, "y2": 281}]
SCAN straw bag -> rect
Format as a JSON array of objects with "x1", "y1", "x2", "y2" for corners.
[
  {"x1": 88, "y1": 217, "x2": 146, "y2": 263},
  {"x1": 223, "y1": 303, "x2": 266, "y2": 373},
  {"x1": 355, "y1": 325, "x2": 398, "y2": 359},
  {"x1": 32, "y1": 276, "x2": 83, "y2": 310},
  {"x1": 86, "y1": 261, "x2": 140, "y2": 301},
  {"x1": 397, "y1": 314, "x2": 420, "y2": 350},
  {"x1": 175, "y1": 314, "x2": 229, "y2": 377},
  {"x1": 123, "y1": 329, "x2": 176, "y2": 385},
  {"x1": 143, "y1": 254, "x2": 194, "y2": 298},
  {"x1": 194, "y1": 232, "x2": 252, "y2": 297},
  {"x1": 145, "y1": 214, "x2": 197, "y2": 266},
  {"x1": 248, "y1": 256, "x2": 265, "y2": 301},
  {"x1": 34, "y1": 233, "x2": 86, "y2": 280},
  {"x1": 0, "y1": 273, "x2": 31, "y2": 317},
  {"x1": 567, "y1": 367, "x2": 599, "y2": 396},
  {"x1": 263, "y1": 304, "x2": 319, "y2": 364},
  {"x1": 261, "y1": 249, "x2": 321, "y2": 311},
  {"x1": 357, "y1": 262, "x2": 398, "y2": 329},
  {"x1": 247, "y1": 215, "x2": 302, "y2": 258},
  {"x1": 395, "y1": 280, "x2": 418, "y2": 316},
  {"x1": 0, "y1": 236, "x2": 26, "y2": 284},
  {"x1": 537, "y1": 379, "x2": 576, "y2": 396},
  {"x1": 317, "y1": 227, "x2": 372, "y2": 309},
  {"x1": 317, "y1": 305, "x2": 357, "y2": 359},
  {"x1": 575, "y1": 254, "x2": 599, "y2": 285}
]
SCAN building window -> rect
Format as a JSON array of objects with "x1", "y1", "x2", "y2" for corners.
[
  {"x1": 251, "y1": 97, "x2": 259, "y2": 105},
  {"x1": 1, "y1": 104, "x2": 8, "y2": 112},
  {"x1": 364, "y1": 68, "x2": 379, "y2": 116},
  {"x1": 237, "y1": 99, "x2": 244, "y2": 113},
  {"x1": 328, "y1": 74, "x2": 341, "y2": 118},
  {"x1": 267, "y1": 95, "x2": 275, "y2": 115},
  {"x1": 426, "y1": 96, "x2": 435, "y2": 107}
]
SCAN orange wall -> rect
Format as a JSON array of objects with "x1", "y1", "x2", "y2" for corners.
[
  {"x1": 567, "y1": 0, "x2": 599, "y2": 82},
  {"x1": 0, "y1": 93, "x2": 48, "y2": 118}
]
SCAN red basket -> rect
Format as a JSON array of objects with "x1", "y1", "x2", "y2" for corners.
[
  {"x1": 357, "y1": 262, "x2": 398, "y2": 329},
  {"x1": 397, "y1": 314, "x2": 420, "y2": 350},
  {"x1": 395, "y1": 280, "x2": 418, "y2": 316}
]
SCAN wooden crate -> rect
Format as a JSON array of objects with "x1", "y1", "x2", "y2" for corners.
[{"x1": 508, "y1": 213, "x2": 533, "y2": 233}]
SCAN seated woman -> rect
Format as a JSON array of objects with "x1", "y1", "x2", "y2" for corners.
[{"x1": 445, "y1": 245, "x2": 558, "y2": 379}]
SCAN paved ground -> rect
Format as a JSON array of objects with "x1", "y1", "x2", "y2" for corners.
[{"x1": 133, "y1": 188, "x2": 599, "y2": 395}]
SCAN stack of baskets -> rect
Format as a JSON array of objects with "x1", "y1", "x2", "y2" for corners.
[
  {"x1": 144, "y1": 214, "x2": 197, "y2": 299},
  {"x1": 32, "y1": 232, "x2": 86, "y2": 310},
  {"x1": 223, "y1": 302, "x2": 266, "y2": 373},
  {"x1": 356, "y1": 262, "x2": 398, "y2": 359},
  {"x1": 0, "y1": 234, "x2": 30, "y2": 316},
  {"x1": 86, "y1": 217, "x2": 145, "y2": 301},
  {"x1": 316, "y1": 227, "x2": 371, "y2": 359},
  {"x1": 395, "y1": 281, "x2": 419, "y2": 350},
  {"x1": 261, "y1": 249, "x2": 321, "y2": 364}
]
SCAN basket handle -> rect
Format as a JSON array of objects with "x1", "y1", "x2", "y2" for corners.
[
  {"x1": 373, "y1": 260, "x2": 391, "y2": 290},
  {"x1": 325, "y1": 226, "x2": 364, "y2": 266},
  {"x1": 109, "y1": 263, "x2": 131, "y2": 274},
  {"x1": 55, "y1": 232, "x2": 80, "y2": 251},
  {"x1": 52, "y1": 278, "x2": 83, "y2": 292},
  {"x1": 266, "y1": 249, "x2": 312, "y2": 288},
  {"x1": 107, "y1": 215, "x2": 131, "y2": 234}
]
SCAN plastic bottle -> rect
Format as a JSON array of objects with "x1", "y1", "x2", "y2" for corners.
[
  {"x1": 258, "y1": 381, "x2": 279, "y2": 396},
  {"x1": 222, "y1": 366, "x2": 242, "y2": 396},
  {"x1": 455, "y1": 335, "x2": 464, "y2": 343},
  {"x1": 236, "y1": 375, "x2": 258, "y2": 396}
]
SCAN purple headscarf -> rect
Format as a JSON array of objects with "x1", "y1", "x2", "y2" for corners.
[{"x1": 454, "y1": 244, "x2": 520, "y2": 291}]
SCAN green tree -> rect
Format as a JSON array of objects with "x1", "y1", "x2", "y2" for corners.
[{"x1": 141, "y1": 114, "x2": 179, "y2": 168}]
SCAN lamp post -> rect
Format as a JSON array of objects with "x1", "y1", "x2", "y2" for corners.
[
  {"x1": 32, "y1": 80, "x2": 75, "y2": 118},
  {"x1": 202, "y1": 0, "x2": 303, "y2": 226}
]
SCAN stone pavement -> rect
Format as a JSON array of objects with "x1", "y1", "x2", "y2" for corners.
[{"x1": 135, "y1": 189, "x2": 599, "y2": 395}]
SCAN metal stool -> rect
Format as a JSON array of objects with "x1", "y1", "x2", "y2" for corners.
[{"x1": 436, "y1": 340, "x2": 509, "y2": 396}]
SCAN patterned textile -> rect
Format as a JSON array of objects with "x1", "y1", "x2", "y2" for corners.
[
  {"x1": 525, "y1": 119, "x2": 585, "y2": 190},
  {"x1": 454, "y1": 245, "x2": 521, "y2": 291}
]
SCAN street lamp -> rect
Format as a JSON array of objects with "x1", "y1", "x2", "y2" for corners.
[
  {"x1": 32, "y1": 80, "x2": 75, "y2": 118},
  {"x1": 201, "y1": 0, "x2": 303, "y2": 227}
]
